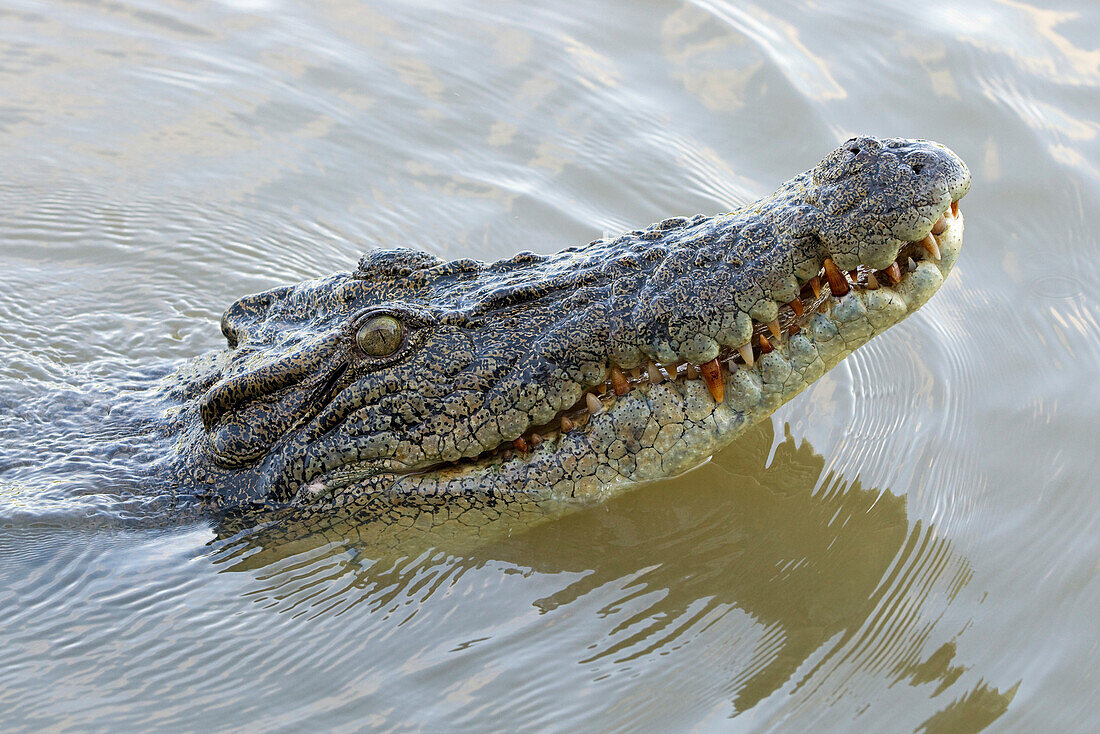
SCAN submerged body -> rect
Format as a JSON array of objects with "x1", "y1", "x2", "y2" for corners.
[{"x1": 165, "y1": 137, "x2": 970, "y2": 517}]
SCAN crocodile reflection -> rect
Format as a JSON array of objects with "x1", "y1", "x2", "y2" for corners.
[{"x1": 210, "y1": 422, "x2": 1015, "y2": 725}]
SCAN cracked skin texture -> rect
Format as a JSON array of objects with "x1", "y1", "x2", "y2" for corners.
[{"x1": 164, "y1": 136, "x2": 971, "y2": 524}]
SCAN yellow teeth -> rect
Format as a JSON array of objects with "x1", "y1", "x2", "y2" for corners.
[
  {"x1": 610, "y1": 366, "x2": 631, "y2": 396},
  {"x1": 700, "y1": 358, "x2": 723, "y2": 402},
  {"x1": 823, "y1": 257, "x2": 850, "y2": 297},
  {"x1": 647, "y1": 362, "x2": 664, "y2": 384},
  {"x1": 883, "y1": 261, "x2": 902, "y2": 285},
  {"x1": 737, "y1": 343, "x2": 754, "y2": 367},
  {"x1": 920, "y1": 233, "x2": 941, "y2": 261},
  {"x1": 586, "y1": 393, "x2": 604, "y2": 415}
]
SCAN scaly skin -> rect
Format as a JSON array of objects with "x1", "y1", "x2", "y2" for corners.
[{"x1": 164, "y1": 136, "x2": 970, "y2": 519}]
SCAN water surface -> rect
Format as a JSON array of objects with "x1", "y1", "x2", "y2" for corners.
[{"x1": 1, "y1": 0, "x2": 1098, "y2": 730}]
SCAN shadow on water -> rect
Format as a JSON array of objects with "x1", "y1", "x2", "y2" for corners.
[{"x1": 209, "y1": 420, "x2": 1017, "y2": 730}]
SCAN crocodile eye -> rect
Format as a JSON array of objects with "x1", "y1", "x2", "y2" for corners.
[{"x1": 355, "y1": 315, "x2": 405, "y2": 357}]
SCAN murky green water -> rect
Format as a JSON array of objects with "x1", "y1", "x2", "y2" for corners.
[{"x1": 1, "y1": 0, "x2": 1097, "y2": 730}]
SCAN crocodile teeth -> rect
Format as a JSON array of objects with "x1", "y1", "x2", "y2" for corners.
[
  {"x1": 789, "y1": 299, "x2": 804, "y2": 317},
  {"x1": 529, "y1": 433, "x2": 543, "y2": 448},
  {"x1": 823, "y1": 258, "x2": 849, "y2": 297},
  {"x1": 513, "y1": 437, "x2": 528, "y2": 453},
  {"x1": 882, "y1": 262, "x2": 902, "y2": 285},
  {"x1": 700, "y1": 358, "x2": 723, "y2": 402},
  {"x1": 907, "y1": 256, "x2": 917, "y2": 272},
  {"x1": 610, "y1": 366, "x2": 631, "y2": 396},
  {"x1": 630, "y1": 367, "x2": 642, "y2": 380},
  {"x1": 951, "y1": 200, "x2": 960, "y2": 217},
  {"x1": 932, "y1": 215, "x2": 948, "y2": 235},
  {"x1": 586, "y1": 392, "x2": 604, "y2": 415},
  {"x1": 767, "y1": 319, "x2": 782, "y2": 340},
  {"x1": 809, "y1": 275, "x2": 822, "y2": 299},
  {"x1": 738, "y1": 343, "x2": 754, "y2": 367},
  {"x1": 866, "y1": 272, "x2": 880, "y2": 290},
  {"x1": 685, "y1": 363, "x2": 699, "y2": 380},
  {"x1": 647, "y1": 362, "x2": 664, "y2": 384},
  {"x1": 758, "y1": 333, "x2": 774, "y2": 354},
  {"x1": 561, "y1": 416, "x2": 575, "y2": 433},
  {"x1": 920, "y1": 233, "x2": 941, "y2": 261}
]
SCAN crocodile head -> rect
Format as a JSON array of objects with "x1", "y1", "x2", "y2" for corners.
[{"x1": 178, "y1": 136, "x2": 970, "y2": 510}]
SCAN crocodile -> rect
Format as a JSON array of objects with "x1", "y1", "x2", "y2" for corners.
[{"x1": 165, "y1": 136, "x2": 970, "y2": 520}]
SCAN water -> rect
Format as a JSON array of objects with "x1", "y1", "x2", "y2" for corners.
[{"x1": 1, "y1": 0, "x2": 1097, "y2": 730}]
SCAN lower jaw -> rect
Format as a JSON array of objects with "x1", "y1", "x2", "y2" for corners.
[{"x1": 300, "y1": 210, "x2": 963, "y2": 504}]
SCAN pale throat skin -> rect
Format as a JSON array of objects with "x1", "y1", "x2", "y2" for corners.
[{"x1": 165, "y1": 136, "x2": 971, "y2": 513}]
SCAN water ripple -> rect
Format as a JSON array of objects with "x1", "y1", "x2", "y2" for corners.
[{"x1": 1, "y1": 0, "x2": 1097, "y2": 729}]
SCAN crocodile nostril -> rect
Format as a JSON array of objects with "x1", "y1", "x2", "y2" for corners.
[{"x1": 910, "y1": 162, "x2": 925, "y2": 174}]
